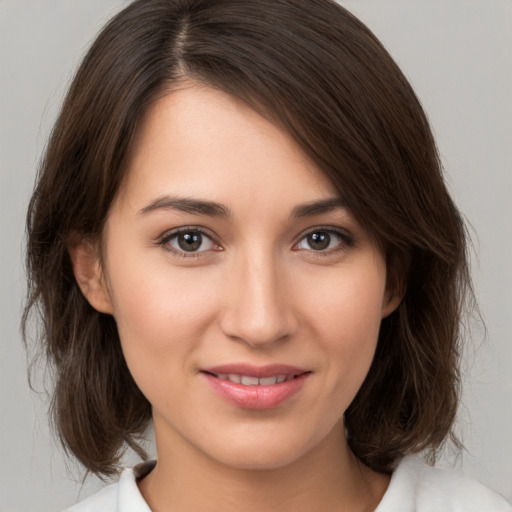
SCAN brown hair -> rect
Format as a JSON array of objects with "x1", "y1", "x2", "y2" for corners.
[{"x1": 23, "y1": 0, "x2": 472, "y2": 477}]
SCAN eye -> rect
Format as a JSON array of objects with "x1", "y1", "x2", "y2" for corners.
[
  {"x1": 295, "y1": 229, "x2": 351, "y2": 252},
  {"x1": 159, "y1": 228, "x2": 218, "y2": 255}
]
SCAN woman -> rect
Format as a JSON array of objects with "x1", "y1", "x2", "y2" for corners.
[{"x1": 22, "y1": 0, "x2": 511, "y2": 510}]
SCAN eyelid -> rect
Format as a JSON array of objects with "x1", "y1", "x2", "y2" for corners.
[
  {"x1": 155, "y1": 224, "x2": 354, "y2": 258},
  {"x1": 293, "y1": 226, "x2": 354, "y2": 253},
  {"x1": 156, "y1": 226, "x2": 223, "y2": 257}
]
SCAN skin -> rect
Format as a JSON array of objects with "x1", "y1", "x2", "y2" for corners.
[{"x1": 72, "y1": 81, "x2": 400, "y2": 512}]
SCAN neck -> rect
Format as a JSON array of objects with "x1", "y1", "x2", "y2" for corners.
[{"x1": 138, "y1": 420, "x2": 389, "y2": 512}]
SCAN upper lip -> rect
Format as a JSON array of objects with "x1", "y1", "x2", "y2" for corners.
[{"x1": 200, "y1": 364, "x2": 310, "y2": 378}]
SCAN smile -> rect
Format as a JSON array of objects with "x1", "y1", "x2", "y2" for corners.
[
  {"x1": 201, "y1": 364, "x2": 310, "y2": 409},
  {"x1": 208, "y1": 373, "x2": 296, "y2": 385}
]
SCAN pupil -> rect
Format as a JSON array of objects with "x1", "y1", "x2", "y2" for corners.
[
  {"x1": 308, "y1": 232, "x2": 330, "y2": 250},
  {"x1": 178, "y1": 232, "x2": 202, "y2": 251}
]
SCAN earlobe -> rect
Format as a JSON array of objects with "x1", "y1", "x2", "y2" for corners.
[{"x1": 68, "y1": 241, "x2": 114, "y2": 314}]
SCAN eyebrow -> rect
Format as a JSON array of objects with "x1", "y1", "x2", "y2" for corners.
[
  {"x1": 138, "y1": 195, "x2": 345, "y2": 219},
  {"x1": 291, "y1": 197, "x2": 346, "y2": 218},
  {"x1": 138, "y1": 196, "x2": 232, "y2": 218}
]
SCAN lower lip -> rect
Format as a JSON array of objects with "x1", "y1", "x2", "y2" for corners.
[{"x1": 201, "y1": 373, "x2": 309, "y2": 410}]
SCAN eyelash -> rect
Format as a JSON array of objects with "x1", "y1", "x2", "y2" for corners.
[
  {"x1": 156, "y1": 226, "x2": 354, "y2": 258},
  {"x1": 293, "y1": 226, "x2": 354, "y2": 257},
  {"x1": 156, "y1": 226, "x2": 221, "y2": 259}
]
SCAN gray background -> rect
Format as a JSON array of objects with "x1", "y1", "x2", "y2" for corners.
[{"x1": 1, "y1": 1, "x2": 511, "y2": 510}]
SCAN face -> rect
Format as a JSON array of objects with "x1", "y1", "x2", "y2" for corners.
[{"x1": 77, "y1": 82, "x2": 399, "y2": 471}]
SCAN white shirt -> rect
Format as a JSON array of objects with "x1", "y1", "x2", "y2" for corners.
[{"x1": 64, "y1": 455, "x2": 511, "y2": 511}]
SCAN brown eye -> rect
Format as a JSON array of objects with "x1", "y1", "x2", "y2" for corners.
[
  {"x1": 307, "y1": 232, "x2": 331, "y2": 250},
  {"x1": 178, "y1": 232, "x2": 203, "y2": 251},
  {"x1": 296, "y1": 229, "x2": 351, "y2": 252},
  {"x1": 164, "y1": 230, "x2": 216, "y2": 254}
]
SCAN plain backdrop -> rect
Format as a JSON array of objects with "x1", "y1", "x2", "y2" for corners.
[{"x1": 1, "y1": 1, "x2": 511, "y2": 510}]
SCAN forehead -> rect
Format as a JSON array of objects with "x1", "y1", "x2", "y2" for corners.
[{"x1": 115, "y1": 82, "x2": 338, "y2": 214}]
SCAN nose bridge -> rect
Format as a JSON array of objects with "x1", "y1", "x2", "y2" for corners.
[{"x1": 220, "y1": 243, "x2": 295, "y2": 347}]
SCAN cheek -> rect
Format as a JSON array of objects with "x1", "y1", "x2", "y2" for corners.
[
  {"x1": 297, "y1": 263, "x2": 386, "y2": 391},
  {"x1": 106, "y1": 263, "x2": 225, "y2": 415},
  {"x1": 301, "y1": 265, "x2": 386, "y2": 341},
  {"x1": 105, "y1": 251, "x2": 221, "y2": 371}
]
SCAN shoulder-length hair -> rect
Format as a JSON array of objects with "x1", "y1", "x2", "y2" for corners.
[{"x1": 23, "y1": 0, "x2": 471, "y2": 477}]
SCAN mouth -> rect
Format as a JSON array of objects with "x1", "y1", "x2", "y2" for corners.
[
  {"x1": 202, "y1": 372, "x2": 303, "y2": 386},
  {"x1": 200, "y1": 364, "x2": 311, "y2": 409}
]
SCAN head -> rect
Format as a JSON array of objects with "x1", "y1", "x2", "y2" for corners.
[{"x1": 23, "y1": 0, "x2": 470, "y2": 477}]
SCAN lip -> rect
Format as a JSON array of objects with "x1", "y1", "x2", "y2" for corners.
[
  {"x1": 200, "y1": 364, "x2": 310, "y2": 410},
  {"x1": 202, "y1": 363, "x2": 308, "y2": 378}
]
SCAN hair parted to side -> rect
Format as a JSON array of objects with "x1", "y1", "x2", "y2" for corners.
[{"x1": 23, "y1": 0, "x2": 473, "y2": 477}]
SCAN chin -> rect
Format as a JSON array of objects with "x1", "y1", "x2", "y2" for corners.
[
  {"x1": 214, "y1": 447, "x2": 305, "y2": 471},
  {"x1": 198, "y1": 428, "x2": 323, "y2": 472}
]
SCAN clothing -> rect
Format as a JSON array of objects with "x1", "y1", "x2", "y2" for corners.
[
  {"x1": 64, "y1": 455, "x2": 511, "y2": 512},
  {"x1": 374, "y1": 456, "x2": 511, "y2": 512}
]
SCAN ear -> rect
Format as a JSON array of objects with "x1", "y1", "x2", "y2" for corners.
[
  {"x1": 381, "y1": 290, "x2": 403, "y2": 319},
  {"x1": 381, "y1": 252, "x2": 409, "y2": 319},
  {"x1": 381, "y1": 270, "x2": 406, "y2": 318},
  {"x1": 68, "y1": 240, "x2": 114, "y2": 314}
]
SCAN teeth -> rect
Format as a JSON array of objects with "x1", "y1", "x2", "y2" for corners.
[
  {"x1": 259, "y1": 376, "x2": 278, "y2": 385},
  {"x1": 240, "y1": 376, "x2": 259, "y2": 386},
  {"x1": 216, "y1": 374, "x2": 292, "y2": 385}
]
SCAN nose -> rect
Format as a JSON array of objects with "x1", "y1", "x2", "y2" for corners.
[{"x1": 219, "y1": 249, "x2": 297, "y2": 348}]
